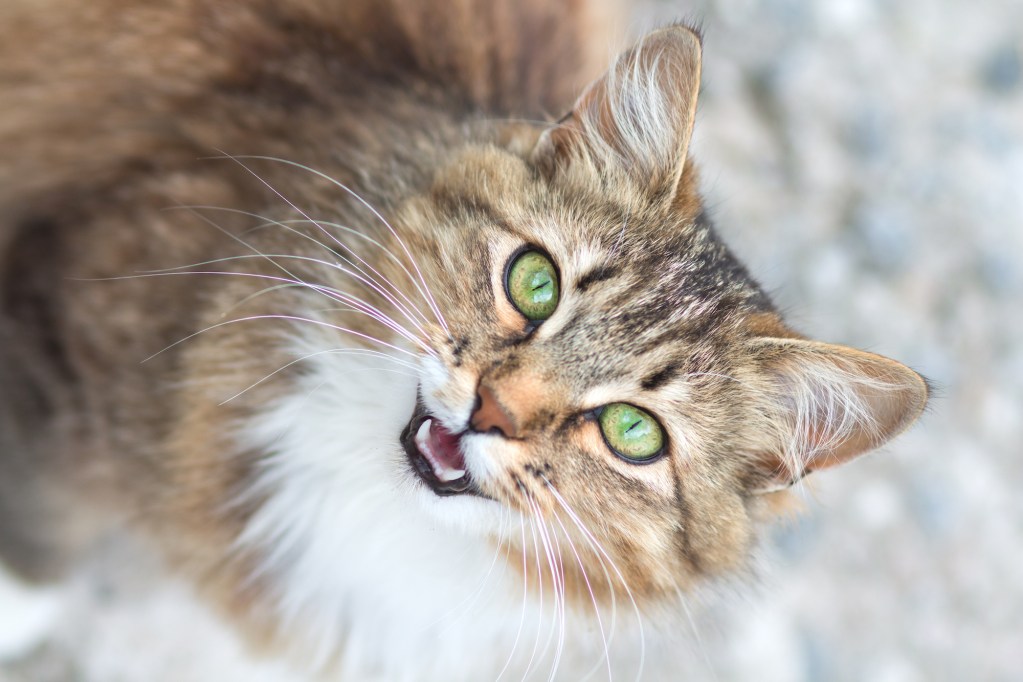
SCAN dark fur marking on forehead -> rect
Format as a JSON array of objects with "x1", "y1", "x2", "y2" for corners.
[
  {"x1": 632, "y1": 303, "x2": 732, "y2": 357},
  {"x1": 575, "y1": 264, "x2": 618, "y2": 292},
  {"x1": 613, "y1": 306, "x2": 684, "y2": 349},
  {"x1": 640, "y1": 362, "x2": 681, "y2": 391}
]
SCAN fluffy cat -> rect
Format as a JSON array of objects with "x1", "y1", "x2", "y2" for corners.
[{"x1": 0, "y1": 0, "x2": 929, "y2": 679}]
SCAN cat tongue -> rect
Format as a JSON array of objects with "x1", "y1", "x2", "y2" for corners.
[{"x1": 414, "y1": 418, "x2": 466, "y2": 482}]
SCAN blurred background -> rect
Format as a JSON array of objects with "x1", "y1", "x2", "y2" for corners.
[
  {"x1": 641, "y1": 0, "x2": 1022, "y2": 680},
  {"x1": 2, "y1": 0, "x2": 1021, "y2": 680}
]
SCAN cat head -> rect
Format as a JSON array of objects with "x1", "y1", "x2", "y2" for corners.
[{"x1": 384, "y1": 25, "x2": 929, "y2": 601}]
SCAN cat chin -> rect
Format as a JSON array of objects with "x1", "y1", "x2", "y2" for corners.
[
  {"x1": 230, "y1": 343, "x2": 525, "y2": 670},
  {"x1": 403, "y1": 402, "x2": 522, "y2": 539},
  {"x1": 408, "y1": 478, "x2": 514, "y2": 538}
]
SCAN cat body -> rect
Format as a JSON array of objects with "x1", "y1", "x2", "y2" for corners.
[{"x1": 0, "y1": 0, "x2": 928, "y2": 679}]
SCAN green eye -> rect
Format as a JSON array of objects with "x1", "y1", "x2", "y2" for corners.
[
  {"x1": 505, "y1": 250, "x2": 559, "y2": 321},
  {"x1": 598, "y1": 403, "x2": 665, "y2": 462}
]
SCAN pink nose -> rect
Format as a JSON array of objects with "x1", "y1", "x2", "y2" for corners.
[{"x1": 470, "y1": 383, "x2": 517, "y2": 438}]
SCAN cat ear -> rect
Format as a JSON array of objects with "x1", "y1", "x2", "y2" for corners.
[
  {"x1": 531, "y1": 24, "x2": 702, "y2": 193},
  {"x1": 747, "y1": 338, "x2": 929, "y2": 492}
]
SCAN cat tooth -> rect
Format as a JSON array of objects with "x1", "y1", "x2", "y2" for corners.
[
  {"x1": 436, "y1": 467, "x2": 466, "y2": 482},
  {"x1": 414, "y1": 418, "x2": 447, "y2": 478},
  {"x1": 415, "y1": 419, "x2": 437, "y2": 464},
  {"x1": 415, "y1": 418, "x2": 432, "y2": 446}
]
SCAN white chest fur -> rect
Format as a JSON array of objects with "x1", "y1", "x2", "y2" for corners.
[
  {"x1": 0, "y1": 347, "x2": 697, "y2": 681},
  {"x1": 234, "y1": 348, "x2": 669, "y2": 681}
]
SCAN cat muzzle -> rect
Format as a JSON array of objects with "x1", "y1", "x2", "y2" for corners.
[{"x1": 401, "y1": 397, "x2": 483, "y2": 498}]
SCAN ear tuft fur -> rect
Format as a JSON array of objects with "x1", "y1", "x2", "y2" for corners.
[
  {"x1": 532, "y1": 24, "x2": 702, "y2": 193},
  {"x1": 748, "y1": 338, "x2": 929, "y2": 491}
]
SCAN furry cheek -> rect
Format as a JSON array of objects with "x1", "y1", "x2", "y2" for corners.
[{"x1": 459, "y1": 434, "x2": 526, "y2": 496}]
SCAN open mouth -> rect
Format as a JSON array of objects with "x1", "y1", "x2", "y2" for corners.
[{"x1": 401, "y1": 396, "x2": 481, "y2": 497}]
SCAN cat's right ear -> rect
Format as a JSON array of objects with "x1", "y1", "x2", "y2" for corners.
[
  {"x1": 531, "y1": 24, "x2": 702, "y2": 197},
  {"x1": 745, "y1": 338, "x2": 930, "y2": 493}
]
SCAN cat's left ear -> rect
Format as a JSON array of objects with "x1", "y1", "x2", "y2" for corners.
[
  {"x1": 747, "y1": 338, "x2": 930, "y2": 493},
  {"x1": 531, "y1": 24, "x2": 702, "y2": 196}
]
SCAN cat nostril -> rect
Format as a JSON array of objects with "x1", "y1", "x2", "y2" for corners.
[{"x1": 470, "y1": 383, "x2": 517, "y2": 438}]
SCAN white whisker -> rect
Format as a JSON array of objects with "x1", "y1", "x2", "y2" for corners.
[
  {"x1": 524, "y1": 494, "x2": 562, "y2": 682},
  {"x1": 219, "y1": 282, "x2": 308, "y2": 315},
  {"x1": 171, "y1": 205, "x2": 436, "y2": 333},
  {"x1": 96, "y1": 269, "x2": 435, "y2": 358},
  {"x1": 675, "y1": 588, "x2": 720, "y2": 682},
  {"x1": 143, "y1": 313, "x2": 420, "y2": 364},
  {"x1": 267, "y1": 217, "x2": 435, "y2": 326},
  {"x1": 522, "y1": 495, "x2": 546, "y2": 681},
  {"x1": 550, "y1": 507, "x2": 612, "y2": 682},
  {"x1": 160, "y1": 204, "x2": 438, "y2": 355},
  {"x1": 140, "y1": 253, "x2": 433, "y2": 351},
  {"x1": 173, "y1": 203, "x2": 351, "y2": 316},
  {"x1": 545, "y1": 506, "x2": 568, "y2": 682},
  {"x1": 226, "y1": 154, "x2": 450, "y2": 334},
  {"x1": 218, "y1": 347, "x2": 419, "y2": 405},
  {"x1": 543, "y1": 478, "x2": 646, "y2": 682},
  {"x1": 427, "y1": 511, "x2": 510, "y2": 637},
  {"x1": 257, "y1": 219, "x2": 433, "y2": 331},
  {"x1": 495, "y1": 514, "x2": 530, "y2": 682}
]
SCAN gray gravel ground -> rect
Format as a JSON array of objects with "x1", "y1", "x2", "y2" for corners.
[{"x1": 2, "y1": 1, "x2": 1021, "y2": 680}]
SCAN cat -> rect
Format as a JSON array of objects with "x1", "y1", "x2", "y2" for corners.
[{"x1": 0, "y1": 0, "x2": 930, "y2": 679}]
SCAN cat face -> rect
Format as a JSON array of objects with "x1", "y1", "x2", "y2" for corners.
[
  {"x1": 396, "y1": 157, "x2": 758, "y2": 597},
  {"x1": 383, "y1": 25, "x2": 928, "y2": 603}
]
